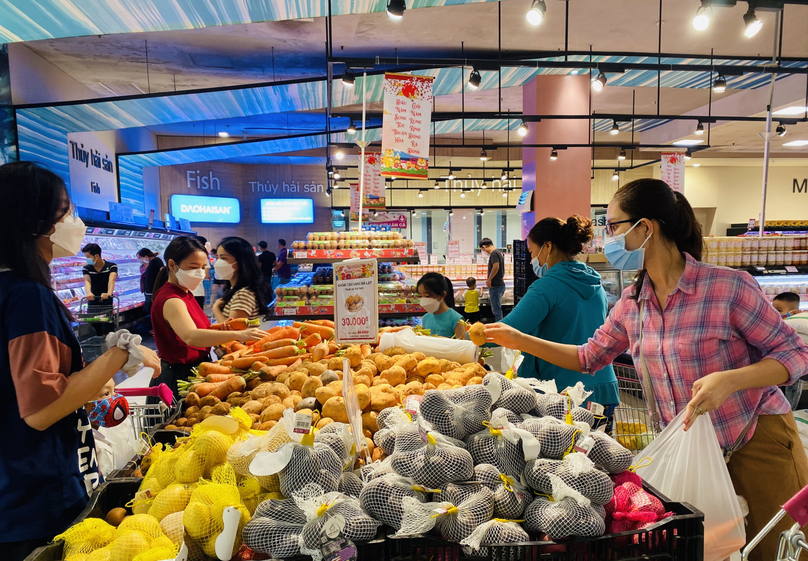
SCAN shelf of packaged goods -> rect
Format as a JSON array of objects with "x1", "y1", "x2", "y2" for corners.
[
  {"x1": 445, "y1": 277, "x2": 515, "y2": 283},
  {"x1": 272, "y1": 303, "x2": 426, "y2": 319},
  {"x1": 289, "y1": 248, "x2": 420, "y2": 264}
]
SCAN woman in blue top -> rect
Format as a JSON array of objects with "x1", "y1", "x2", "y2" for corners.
[
  {"x1": 501, "y1": 214, "x2": 619, "y2": 410},
  {"x1": 0, "y1": 162, "x2": 160, "y2": 561},
  {"x1": 417, "y1": 273, "x2": 465, "y2": 339}
]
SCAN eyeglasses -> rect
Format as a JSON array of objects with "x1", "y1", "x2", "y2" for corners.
[{"x1": 604, "y1": 219, "x2": 635, "y2": 236}]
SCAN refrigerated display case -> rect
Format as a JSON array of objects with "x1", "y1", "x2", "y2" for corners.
[{"x1": 589, "y1": 264, "x2": 638, "y2": 311}]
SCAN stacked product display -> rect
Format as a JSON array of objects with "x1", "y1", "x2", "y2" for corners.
[
  {"x1": 703, "y1": 235, "x2": 808, "y2": 267},
  {"x1": 41, "y1": 322, "x2": 700, "y2": 561},
  {"x1": 291, "y1": 231, "x2": 417, "y2": 261},
  {"x1": 401, "y1": 263, "x2": 515, "y2": 308}
]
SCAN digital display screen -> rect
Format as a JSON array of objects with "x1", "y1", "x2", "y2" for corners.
[
  {"x1": 170, "y1": 195, "x2": 241, "y2": 224},
  {"x1": 261, "y1": 198, "x2": 314, "y2": 224}
]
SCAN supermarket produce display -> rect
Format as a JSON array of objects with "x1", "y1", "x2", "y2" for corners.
[{"x1": 35, "y1": 319, "x2": 703, "y2": 561}]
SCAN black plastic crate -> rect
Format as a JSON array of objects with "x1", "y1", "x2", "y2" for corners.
[
  {"x1": 388, "y1": 482, "x2": 703, "y2": 561},
  {"x1": 25, "y1": 479, "x2": 142, "y2": 561}
]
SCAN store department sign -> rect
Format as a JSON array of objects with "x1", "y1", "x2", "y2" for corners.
[
  {"x1": 67, "y1": 131, "x2": 117, "y2": 212},
  {"x1": 381, "y1": 73, "x2": 434, "y2": 179},
  {"x1": 170, "y1": 194, "x2": 241, "y2": 224}
]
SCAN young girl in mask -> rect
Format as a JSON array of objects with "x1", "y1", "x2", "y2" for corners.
[
  {"x1": 150, "y1": 236, "x2": 269, "y2": 398},
  {"x1": 417, "y1": 272, "x2": 465, "y2": 339},
  {"x1": 212, "y1": 237, "x2": 270, "y2": 322}
]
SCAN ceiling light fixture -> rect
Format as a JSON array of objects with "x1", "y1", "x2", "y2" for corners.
[
  {"x1": 783, "y1": 140, "x2": 808, "y2": 147},
  {"x1": 468, "y1": 68, "x2": 482, "y2": 89},
  {"x1": 418, "y1": 191, "x2": 424, "y2": 198},
  {"x1": 692, "y1": 3, "x2": 712, "y2": 31},
  {"x1": 218, "y1": 131, "x2": 229, "y2": 138},
  {"x1": 743, "y1": 6, "x2": 762, "y2": 38},
  {"x1": 448, "y1": 169, "x2": 455, "y2": 180},
  {"x1": 387, "y1": 0, "x2": 406, "y2": 20},
  {"x1": 695, "y1": 121, "x2": 705, "y2": 135},
  {"x1": 460, "y1": 190, "x2": 466, "y2": 198},
  {"x1": 776, "y1": 123, "x2": 787, "y2": 137},
  {"x1": 713, "y1": 74, "x2": 727, "y2": 93},
  {"x1": 774, "y1": 106, "x2": 808, "y2": 115},
  {"x1": 501, "y1": 170, "x2": 508, "y2": 181},
  {"x1": 479, "y1": 148, "x2": 490, "y2": 161},
  {"x1": 434, "y1": 182, "x2": 441, "y2": 189},
  {"x1": 618, "y1": 148, "x2": 626, "y2": 161},
  {"x1": 326, "y1": 187, "x2": 333, "y2": 195},
  {"x1": 502, "y1": 190, "x2": 508, "y2": 198},
  {"x1": 693, "y1": 163, "x2": 701, "y2": 167},
  {"x1": 592, "y1": 71, "x2": 607, "y2": 92},
  {"x1": 517, "y1": 121, "x2": 529, "y2": 137},
  {"x1": 341, "y1": 68, "x2": 355, "y2": 87},
  {"x1": 327, "y1": 167, "x2": 334, "y2": 176},
  {"x1": 480, "y1": 209, "x2": 485, "y2": 216},
  {"x1": 612, "y1": 170, "x2": 619, "y2": 181},
  {"x1": 335, "y1": 147, "x2": 345, "y2": 160},
  {"x1": 449, "y1": 209, "x2": 454, "y2": 217},
  {"x1": 526, "y1": 0, "x2": 546, "y2": 25},
  {"x1": 684, "y1": 149, "x2": 693, "y2": 160},
  {"x1": 550, "y1": 149, "x2": 558, "y2": 161},
  {"x1": 673, "y1": 139, "x2": 704, "y2": 146},
  {"x1": 481, "y1": 179, "x2": 487, "y2": 189},
  {"x1": 610, "y1": 121, "x2": 620, "y2": 135},
  {"x1": 333, "y1": 171, "x2": 341, "y2": 180},
  {"x1": 347, "y1": 120, "x2": 357, "y2": 134}
]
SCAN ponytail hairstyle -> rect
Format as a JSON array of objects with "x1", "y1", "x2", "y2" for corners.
[
  {"x1": 417, "y1": 272, "x2": 456, "y2": 308},
  {"x1": 152, "y1": 236, "x2": 207, "y2": 294},
  {"x1": 612, "y1": 178, "x2": 703, "y2": 298},
  {"x1": 137, "y1": 248, "x2": 158, "y2": 259},
  {"x1": 528, "y1": 214, "x2": 593, "y2": 258},
  {"x1": 217, "y1": 236, "x2": 271, "y2": 320}
]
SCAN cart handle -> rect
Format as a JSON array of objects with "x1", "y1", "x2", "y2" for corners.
[
  {"x1": 784, "y1": 483, "x2": 808, "y2": 527},
  {"x1": 117, "y1": 384, "x2": 173, "y2": 406}
]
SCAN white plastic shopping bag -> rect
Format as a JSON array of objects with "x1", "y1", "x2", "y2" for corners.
[{"x1": 635, "y1": 410, "x2": 745, "y2": 561}]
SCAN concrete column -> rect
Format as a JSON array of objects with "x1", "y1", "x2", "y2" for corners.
[{"x1": 521, "y1": 75, "x2": 592, "y2": 236}]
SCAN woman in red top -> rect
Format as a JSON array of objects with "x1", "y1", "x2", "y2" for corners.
[{"x1": 150, "y1": 236, "x2": 268, "y2": 397}]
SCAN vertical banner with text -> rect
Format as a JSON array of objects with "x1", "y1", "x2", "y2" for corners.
[
  {"x1": 361, "y1": 153, "x2": 386, "y2": 208},
  {"x1": 661, "y1": 153, "x2": 685, "y2": 194},
  {"x1": 334, "y1": 259, "x2": 379, "y2": 343},
  {"x1": 381, "y1": 73, "x2": 434, "y2": 179}
]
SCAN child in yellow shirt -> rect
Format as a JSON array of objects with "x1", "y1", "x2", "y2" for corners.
[{"x1": 464, "y1": 277, "x2": 482, "y2": 323}]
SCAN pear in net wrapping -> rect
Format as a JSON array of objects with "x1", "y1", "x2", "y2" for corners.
[
  {"x1": 465, "y1": 426, "x2": 526, "y2": 479},
  {"x1": 523, "y1": 455, "x2": 614, "y2": 505},
  {"x1": 419, "y1": 386, "x2": 492, "y2": 440},
  {"x1": 483, "y1": 372, "x2": 538, "y2": 414},
  {"x1": 474, "y1": 464, "x2": 532, "y2": 519},
  {"x1": 390, "y1": 436, "x2": 475, "y2": 489},
  {"x1": 359, "y1": 473, "x2": 427, "y2": 530},
  {"x1": 278, "y1": 442, "x2": 343, "y2": 497}
]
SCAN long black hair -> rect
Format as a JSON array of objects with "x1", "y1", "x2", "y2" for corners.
[
  {"x1": 0, "y1": 162, "x2": 73, "y2": 318},
  {"x1": 528, "y1": 214, "x2": 593, "y2": 258},
  {"x1": 612, "y1": 179, "x2": 703, "y2": 298},
  {"x1": 217, "y1": 236, "x2": 270, "y2": 320},
  {"x1": 417, "y1": 272, "x2": 456, "y2": 308},
  {"x1": 152, "y1": 236, "x2": 207, "y2": 294}
]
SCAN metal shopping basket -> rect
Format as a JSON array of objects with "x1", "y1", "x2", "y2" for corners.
[
  {"x1": 611, "y1": 361, "x2": 658, "y2": 453},
  {"x1": 77, "y1": 296, "x2": 120, "y2": 331}
]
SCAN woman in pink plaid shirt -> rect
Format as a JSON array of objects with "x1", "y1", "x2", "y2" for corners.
[{"x1": 487, "y1": 178, "x2": 808, "y2": 560}]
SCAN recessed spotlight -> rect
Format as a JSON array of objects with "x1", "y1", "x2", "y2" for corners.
[
  {"x1": 713, "y1": 75, "x2": 727, "y2": 93},
  {"x1": 618, "y1": 148, "x2": 626, "y2": 161},
  {"x1": 783, "y1": 140, "x2": 808, "y2": 147},
  {"x1": 468, "y1": 68, "x2": 482, "y2": 89},
  {"x1": 693, "y1": 4, "x2": 712, "y2": 31},
  {"x1": 684, "y1": 150, "x2": 692, "y2": 160},
  {"x1": 695, "y1": 121, "x2": 704, "y2": 135},
  {"x1": 218, "y1": 131, "x2": 229, "y2": 138},
  {"x1": 526, "y1": 0, "x2": 546, "y2": 25},
  {"x1": 743, "y1": 6, "x2": 762, "y2": 38},
  {"x1": 347, "y1": 120, "x2": 357, "y2": 134},
  {"x1": 673, "y1": 139, "x2": 704, "y2": 146},
  {"x1": 610, "y1": 121, "x2": 620, "y2": 135},
  {"x1": 341, "y1": 68, "x2": 355, "y2": 87},
  {"x1": 550, "y1": 149, "x2": 558, "y2": 161},
  {"x1": 776, "y1": 123, "x2": 787, "y2": 137},
  {"x1": 517, "y1": 121, "x2": 528, "y2": 136},
  {"x1": 592, "y1": 71, "x2": 607, "y2": 92},
  {"x1": 479, "y1": 149, "x2": 490, "y2": 161},
  {"x1": 570, "y1": 69, "x2": 579, "y2": 75},
  {"x1": 387, "y1": 0, "x2": 406, "y2": 20}
]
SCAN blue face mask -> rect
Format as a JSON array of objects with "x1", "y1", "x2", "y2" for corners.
[
  {"x1": 86, "y1": 257, "x2": 95, "y2": 266},
  {"x1": 604, "y1": 219, "x2": 652, "y2": 271},
  {"x1": 531, "y1": 245, "x2": 549, "y2": 278}
]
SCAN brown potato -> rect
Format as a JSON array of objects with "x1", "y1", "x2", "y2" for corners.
[
  {"x1": 199, "y1": 395, "x2": 220, "y2": 408},
  {"x1": 186, "y1": 418, "x2": 198, "y2": 427},
  {"x1": 360, "y1": 360, "x2": 379, "y2": 377},
  {"x1": 320, "y1": 370, "x2": 340, "y2": 385},
  {"x1": 316, "y1": 418, "x2": 334, "y2": 430},
  {"x1": 262, "y1": 395, "x2": 282, "y2": 407},
  {"x1": 424, "y1": 382, "x2": 437, "y2": 391},
  {"x1": 212, "y1": 402, "x2": 231, "y2": 416},
  {"x1": 364, "y1": 429, "x2": 372, "y2": 439},
  {"x1": 184, "y1": 406, "x2": 200, "y2": 417},
  {"x1": 416, "y1": 357, "x2": 441, "y2": 377},
  {"x1": 372, "y1": 447, "x2": 385, "y2": 462},
  {"x1": 405, "y1": 375, "x2": 425, "y2": 385},
  {"x1": 467, "y1": 376, "x2": 483, "y2": 385},
  {"x1": 290, "y1": 390, "x2": 302, "y2": 398},
  {"x1": 304, "y1": 362, "x2": 327, "y2": 377},
  {"x1": 355, "y1": 366, "x2": 374, "y2": 380},
  {"x1": 374, "y1": 354, "x2": 396, "y2": 372},
  {"x1": 248, "y1": 414, "x2": 260, "y2": 424},
  {"x1": 369, "y1": 383, "x2": 394, "y2": 394},
  {"x1": 260, "y1": 403, "x2": 286, "y2": 422},
  {"x1": 362, "y1": 411, "x2": 379, "y2": 433},
  {"x1": 394, "y1": 354, "x2": 417, "y2": 373},
  {"x1": 365, "y1": 437, "x2": 376, "y2": 456},
  {"x1": 371, "y1": 392, "x2": 398, "y2": 412},
  {"x1": 328, "y1": 357, "x2": 345, "y2": 371},
  {"x1": 327, "y1": 380, "x2": 343, "y2": 396},
  {"x1": 468, "y1": 322, "x2": 486, "y2": 346},
  {"x1": 384, "y1": 346, "x2": 406, "y2": 357},
  {"x1": 462, "y1": 362, "x2": 487, "y2": 378},
  {"x1": 185, "y1": 392, "x2": 201, "y2": 408},
  {"x1": 354, "y1": 374, "x2": 371, "y2": 388},
  {"x1": 437, "y1": 383, "x2": 454, "y2": 391},
  {"x1": 371, "y1": 376, "x2": 388, "y2": 387},
  {"x1": 287, "y1": 372, "x2": 308, "y2": 392},
  {"x1": 322, "y1": 397, "x2": 349, "y2": 423},
  {"x1": 199, "y1": 405, "x2": 213, "y2": 417},
  {"x1": 276, "y1": 371, "x2": 291, "y2": 384},
  {"x1": 283, "y1": 395, "x2": 303, "y2": 410},
  {"x1": 315, "y1": 386, "x2": 338, "y2": 405},
  {"x1": 175, "y1": 418, "x2": 188, "y2": 427},
  {"x1": 401, "y1": 381, "x2": 424, "y2": 398},
  {"x1": 355, "y1": 384, "x2": 371, "y2": 410},
  {"x1": 301, "y1": 376, "x2": 323, "y2": 399},
  {"x1": 381, "y1": 365, "x2": 407, "y2": 387},
  {"x1": 425, "y1": 374, "x2": 445, "y2": 386}
]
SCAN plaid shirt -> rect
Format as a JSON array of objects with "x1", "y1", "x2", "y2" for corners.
[{"x1": 578, "y1": 253, "x2": 808, "y2": 450}]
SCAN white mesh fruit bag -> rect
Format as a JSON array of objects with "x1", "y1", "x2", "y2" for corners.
[
  {"x1": 518, "y1": 416, "x2": 588, "y2": 460},
  {"x1": 390, "y1": 429, "x2": 475, "y2": 489},
  {"x1": 460, "y1": 518, "x2": 530, "y2": 557},
  {"x1": 242, "y1": 497, "x2": 307, "y2": 558},
  {"x1": 395, "y1": 485, "x2": 495, "y2": 543},
  {"x1": 419, "y1": 385, "x2": 492, "y2": 440},
  {"x1": 523, "y1": 473, "x2": 606, "y2": 539},
  {"x1": 535, "y1": 383, "x2": 596, "y2": 427},
  {"x1": 464, "y1": 419, "x2": 540, "y2": 479},
  {"x1": 473, "y1": 464, "x2": 532, "y2": 520},
  {"x1": 483, "y1": 372, "x2": 539, "y2": 415},
  {"x1": 523, "y1": 452, "x2": 614, "y2": 506},
  {"x1": 359, "y1": 473, "x2": 428, "y2": 530}
]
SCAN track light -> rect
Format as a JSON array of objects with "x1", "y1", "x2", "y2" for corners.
[
  {"x1": 481, "y1": 179, "x2": 487, "y2": 189},
  {"x1": 449, "y1": 210, "x2": 454, "y2": 217},
  {"x1": 743, "y1": 6, "x2": 762, "y2": 38},
  {"x1": 480, "y1": 209, "x2": 485, "y2": 216},
  {"x1": 692, "y1": 4, "x2": 712, "y2": 31},
  {"x1": 776, "y1": 123, "x2": 787, "y2": 137},
  {"x1": 333, "y1": 171, "x2": 341, "y2": 180},
  {"x1": 526, "y1": 0, "x2": 546, "y2": 25},
  {"x1": 502, "y1": 190, "x2": 508, "y2": 198},
  {"x1": 501, "y1": 170, "x2": 508, "y2": 181},
  {"x1": 418, "y1": 191, "x2": 424, "y2": 198},
  {"x1": 387, "y1": 0, "x2": 406, "y2": 20},
  {"x1": 460, "y1": 190, "x2": 466, "y2": 198},
  {"x1": 612, "y1": 170, "x2": 619, "y2": 181},
  {"x1": 347, "y1": 120, "x2": 357, "y2": 134},
  {"x1": 685, "y1": 150, "x2": 692, "y2": 160},
  {"x1": 335, "y1": 147, "x2": 345, "y2": 160},
  {"x1": 713, "y1": 74, "x2": 727, "y2": 93},
  {"x1": 332, "y1": 183, "x2": 339, "y2": 189},
  {"x1": 468, "y1": 68, "x2": 482, "y2": 89},
  {"x1": 341, "y1": 210, "x2": 345, "y2": 217},
  {"x1": 517, "y1": 121, "x2": 529, "y2": 137},
  {"x1": 695, "y1": 121, "x2": 704, "y2": 135},
  {"x1": 610, "y1": 121, "x2": 620, "y2": 135},
  {"x1": 479, "y1": 149, "x2": 490, "y2": 161},
  {"x1": 327, "y1": 167, "x2": 334, "y2": 176},
  {"x1": 550, "y1": 149, "x2": 558, "y2": 161},
  {"x1": 618, "y1": 148, "x2": 626, "y2": 161},
  {"x1": 341, "y1": 68, "x2": 355, "y2": 87},
  {"x1": 448, "y1": 170, "x2": 455, "y2": 180},
  {"x1": 434, "y1": 182, "x2": 441, "y2": 189},
  {"x1": 592, "y1": 71, "x2": 607, "y2": 92}
]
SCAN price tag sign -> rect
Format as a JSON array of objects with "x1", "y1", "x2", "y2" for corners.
[
  {"x1": 786, "y1": 266, "x2": 799, "y2": 273},
  {"x1": 334, "y1": 258, "x2": 379, "y2": 344},
  {"x1": 294, "y1": 412, "x2": 312, "y2": 434}
]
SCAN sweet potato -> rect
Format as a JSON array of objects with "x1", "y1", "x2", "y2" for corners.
[{"x1": 210, "y1": 376, "x2": 247, "y2": 401}]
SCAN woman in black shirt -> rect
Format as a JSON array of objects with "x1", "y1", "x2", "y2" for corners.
[{"x1": 137, "y1": 248, "x2": 164, "y2": 316}]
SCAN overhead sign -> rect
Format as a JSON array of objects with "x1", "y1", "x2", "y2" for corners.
[
  {"x1": 260, "y1": 198, "x2": 314, "y2": 224},
  {"x1": 661, "y1": 153, "x2": 685, "y2": 194},
  {"x1": 381, "y1": 73, "x2": 434, "y2": 179},
  {"x1": 170, "y1": 194, "x2": 241, "y2": 224},
  {"x1": 67, "y1": 131, "x2": 118, "y2": 212}
]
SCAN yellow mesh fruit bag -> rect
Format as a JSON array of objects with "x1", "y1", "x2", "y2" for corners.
[
  {"x1": 147, "y1": 483, "x2": 193, "y2": 521},
  {"x1": 55, "y1": 518, "x2": 116, "y2": 559},
  {"x1": 183, "y1": 473, "x2": 251, "y2": 559}
]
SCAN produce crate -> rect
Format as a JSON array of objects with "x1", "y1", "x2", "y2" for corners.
[
  {"x1": 25, "y1": 479, "x2": 142, "y2": 561},
  {"x1": 387, "y1": 482, "x2": 703, "y2": 561}
]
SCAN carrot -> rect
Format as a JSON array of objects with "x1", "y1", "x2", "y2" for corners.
[
  {"x1": 259, "y1": 365, "x2": 288, "y2": 380},
  {"x1": 261, "y1": 338, "x2": 298, "y2": 352},
  {"x1": 360, "y1": 344, "x2": 372, "y2": 358},
  {"x1": 253, "y1": 327, "x2": 300, "y2": 349},
  {"x1": 312, "y1": 341, "x2": 329, "y2": 362},
  {"x1": 205, "y1": 373, "x2": 235, "y2": 383},
  {"x1": 222, "y1": 348, "x2": 250, "y2": 362},
  {"x1": 210, "y1": 376, "x2": 247, "y2": 401},
  {"x1": 230, "y1": 356, "x2": 270, "y2": 370},
  {"x1": 265, "y1": 354, "x2": 311, "y2": 367},
  {"x1": 328, "y1": 341, "x2": 339, "y2": 354},
  {"x1": 252, "y1": 345, "x2": 304, "y2": 360},
  {"x1": 294, "y1": 322, "x2": 335, "y2": 340},
  {"x1": 308, "y1": 319, "x2": 335, "y2": 328},
  {"x1": 233, "y1": 342, "x2": 248, "y2": 350},
  {"x1": 193, "y1": 382, "x2": 224, "y2": 397},
  {"x1": 198, "y1": 362, "x2": 234, "y2": 376},
  {"x1": 302, "y1": 333, "x2": 322, "y2": 349}
]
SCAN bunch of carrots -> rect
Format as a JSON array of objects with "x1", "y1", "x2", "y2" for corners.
[{"x1": 177, "y1": 320, "x2": 339, "y2": 397}]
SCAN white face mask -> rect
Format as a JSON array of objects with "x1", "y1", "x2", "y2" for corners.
[
  {"x1": 174, "y1": 267, "x2": 206, "y2": 291},
  {"x1": 419, "y1": 297, "x2": 442, "y2": 313},
  {"x1": 213, "y1": 259, "x2": 235, "y2": 281},
  {"x1": 50, "y1": 215, "x2": 87, "y2": 258}
]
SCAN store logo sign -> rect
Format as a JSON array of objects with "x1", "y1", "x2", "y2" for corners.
[
  {"x1": 794, "y1": 179, "x2": 807, "y2": 194},
  {"x1": 170, "y1": 194, "x2": 241, "y2": 224}
]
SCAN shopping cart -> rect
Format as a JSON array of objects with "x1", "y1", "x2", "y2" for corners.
[
  {"x1": 117, "y1": 385, "x2": 178, "y2": 440},
  {"x1": 77, "y1": 296, "x2": 120, "y2": 331},
  {"x1": 611, "y1": 361, "x2": 658, "y2": 453},
  {"x1": 742, "y1": 484, "x2": 808, "y2": 560}
]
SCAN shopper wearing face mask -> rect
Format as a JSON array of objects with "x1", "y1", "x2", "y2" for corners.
[
  {"x1": 150, "y1": 236, "x2": 269, "y2": 398},
  {"x1": 0, "y1": 162, "x2": 161, "y2": 561},
  {"x1": 485, "y1": 179, "x2": 808, "y2": 561},
  {"x1": 136, "y1": 248, "x2": 163, "y2": 317},
  {"x1": 417, "y1": 272, "x2": 465, "y2": 339},
  {"x1": 212, "y1": 237, "x2": 270, "y2": 322},
  {"x1": 497, "y1": 215, "x2": 618, "y2": 411}
]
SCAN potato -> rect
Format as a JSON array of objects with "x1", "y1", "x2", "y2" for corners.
[
  {"x1": 186, "y1": 418, "x2": 198, "y2": 427},
  {"x1": 165, "y1": 424, "x2": 178, "y2": 430},
  {"x1": 355, "y1": 384, "x2": 371, "y2": 410},
  {"x1": 372, "y1": 447, "x2": 386, "y2": 462},
  {"x1": 251, "y1": 383, "x2": 273, "y2": 400},
  {"x1": 446, "y1": 370, "x2": 474, "y2": 385},
  {"x1": 438, "y1": 359, "x2": 455, "y2": 372},
  {"x1": 297, "y1": 397, "x2": 318, "y2": 411},
  {"x1": 185, "y1": 392, "x2": 201, "y2": 408},
  {"x1": 291, "y1": 390, "x2": 302, "y2": 398},
  {"x1": 201, "y1": 413, "x2": 214, "y2": 421},
  {"x1": 424, "y1": 382, "x2": 437, "y2": 391},
  {"x1": 296, "y1": 408, "x2": 314, "y2": 418},
  {"x1": 175, "y1": 418, "x2": 187, "y2": 427},
  {"x1": 468, "y1": 322, "x2": 486, "y2": 346},
  {"x1": 416, "y1": 357, "x2": 441, "y2": 377},
  {"x1": 354, "y1": 375, "x2": 371, "y2": 388},
  {"x1": 316, "y1": 418, "x2": 334, "y2": 430},
  {"x1": 260, "y1": 403, "x2": 286, "y2": 422},
  {"x1": 371, "y1": 392, "x2": 398, "y2": 412},
  {"x1": 462, "y1": 362, "x2": 487, "y2": 378},
  {"x1": 384, "y1": 346, "x2": 406, "y2": 357},
  {"x1": 327, "y1": 380, "x2": 343, "y2": 396},
  {"x1": 365, "y1": 437, "x2": 376, "y2": 456},
  {"x1": 437, "y1": 383, "x2": 454, "y2": 391},
  {"x1": 184, "y1": 406, "x2": 200, "y2": 417},
  {"x1": 364, "y1": 429, "x2": 372, "y2": 439},
  {"x1": 268, "y1": 383, "x2": 291, "y2": 400},
  {"x1": 320, "y1": 369, "x2": 339, "y2": 385},
  {"x1": 344, "y1": 346, "x2": 363, "y2": 368},
  {"x1": 253, "y1": 421, "x2": 275, "y2": 431},
  {"x1": 315, "y1": 386, "x2": 338, "y2": 405},
  {"x1": 322, "y1": 397, "x2": 349, "y2": 423},
  {"x1": 425, "y1": 374, "x2": 445, "y2": 386},
  {"x1": 402, "y1": 381, "x2": 424, "y2": 398},
  {"x1": 262, "y1": 395, "x2": 282, "y2": 408},
  {"x1": 360, "y1": 361, "x2": 379, "y2": 377},
  {"x1": 381, "y1": 365, "x2": 407, "y2": 386},
  {"x1": 467, "y1": 376, "x2": 483, "y2": 385},
  {"x1": 248, "y1": 414, "x2": 260, "y2": 424},
  {"x1": 411, "y1": 351, "x2": 426, "y2": 362},
  {"x1": 276, "y1": 371, "x2": 291, "y2": 384},
  {"x1": 395, "y1": 354, "x2": 417, "y2": 373},
  {"x1": 199, "y1": 395, "x2": 220, "y2": 408},
  {"x1": 371, "y1": 376, "x2": 388, "y2": 387},
  {"x1": 301, "y1": 376, "x2": 323, "y2": 399},
  {"x1": 355, "y1": 366, "x2": 374, "y2": 380},
  {"x1": 304, "y1": 362, "x2": 327, "y2": 377},
  {"x1": 328, "y1": 357, "x2": 345, "y2": 371},
  {"x1": 374, "y1": 355, "x2": 396, "y2": 372},
  {"x1": 283, "y1": 395, "x2": 303, "y2": 410},
  {"x1": 405, "y1": 375, "x2": 425, "y2": 385},
  {"x1": 362, "y1": 411, "x2": 379, "y2": 433},
  {"x1": 234, "y1": 397, "x2": 252, "y2": 408},
  {"x1": 199, "y1": 405, "x2": 213, "y2": 417},
  {"x1": 212, "y1": 402, "x2": 231, "y2": 416},
  {"x1": 287, "y1": 372, "x2": 308, "y2": 392},
  {"x1": 229, "y1": 392, "x2": 243, "y2": 399}
]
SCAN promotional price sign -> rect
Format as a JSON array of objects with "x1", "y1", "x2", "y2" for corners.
[
  {"x1": 381, "y1": 73, "x2": 434, "y2": 179},
  {"x1": 334, "y1": 259, "x2": 379, "y2": 344},
  {"x1": 447, "y1": 240, "x2": 460, "y2": 260}
]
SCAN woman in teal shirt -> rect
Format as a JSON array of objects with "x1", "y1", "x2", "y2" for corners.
[
  {"x1": 417, "y1": 273, "x2": 465, "y2": 339},
  {"x1": 501, "y1": 215, "x2": 618, "y2": 409}
]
